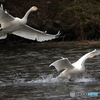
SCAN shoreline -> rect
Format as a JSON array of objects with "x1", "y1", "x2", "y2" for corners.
[
  {"x1": 24, "y1": 40, "x2": 100, "y2": 47},
  {"x1": 0, "y1": 40, "x2": 100, "y2": 48}
]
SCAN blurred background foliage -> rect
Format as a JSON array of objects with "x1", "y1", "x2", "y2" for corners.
[{"x1": 0, "y1": 0, "x2": 100, "y2": 42}]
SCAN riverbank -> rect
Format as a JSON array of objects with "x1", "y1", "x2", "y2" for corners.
[
  {"x1": 2, "y1": 40, "x2": 99, "y2": 48},
  {"x1": 31, "y1": 40, "x2": 100, "y2": 47}
]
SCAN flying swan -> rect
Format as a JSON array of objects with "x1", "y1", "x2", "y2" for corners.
[
  {"x1": 49, "y1": 49, "x2": 100, "y2": 81},
  {"x1": 0, "y1": 4, "x2": 60, "y2": 41}
]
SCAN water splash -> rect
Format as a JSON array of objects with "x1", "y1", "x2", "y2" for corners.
[
  {"x1": 14, "y1": 74, "x2": 96, "y2": 85},
  {"x1": 31, "y1": 74, "x2": 58, "y2": 83},
  {"x1": 74, "y1": 77, "x2": 96, "y2": 83},
  {"x1": 12, "y1": 74, "x2": 70, "y2": 86},
  {"x1": 0, "y1": 74, "x2": 96, "y2": 87}
]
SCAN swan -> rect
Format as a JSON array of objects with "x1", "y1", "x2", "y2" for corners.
[
  {"x1": 0, "y1": 4, "x2": 60, "y2": 41},
  {"x1": 49, "y1": 49, "x2": 100, "y2": 81}
]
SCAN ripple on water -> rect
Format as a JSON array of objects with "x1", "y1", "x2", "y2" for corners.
[{"x1": 0, "y1": 46, "x2": 100, "y2": 100}]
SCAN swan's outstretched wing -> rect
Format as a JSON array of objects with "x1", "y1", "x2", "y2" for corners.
[
  {"x1": 49, "y1": 57, "x2": 74, "y2": 71},
  {"x1": 0, "y1": 4, "x2": 14, "y2": 24},
  {"x1": 12, "y1": 25, "x2": 60, "y2": 42}
]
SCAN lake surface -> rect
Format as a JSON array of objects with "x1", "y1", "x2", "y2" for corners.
[{"x1": 0, "y1": 43, "x2": 100, "y2": 100}]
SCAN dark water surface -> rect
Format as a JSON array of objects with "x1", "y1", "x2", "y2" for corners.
[{"x1": 0, "y1": 44, "x2": 100, "y2": 100}]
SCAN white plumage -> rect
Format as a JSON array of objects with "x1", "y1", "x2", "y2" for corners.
[
  {"x1": 50, "y1": 49, "x2": 100, "y2": 80},
  {"x1": 0, "y1": 4, "x2": 60, "y2": 42}
]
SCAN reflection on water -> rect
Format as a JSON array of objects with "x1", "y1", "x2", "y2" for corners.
[{"x1": 0, "y1": 44, "x2": 100, "y2": 100}]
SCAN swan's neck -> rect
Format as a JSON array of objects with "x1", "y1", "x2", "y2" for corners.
[
  {"x1": 22, "y1": 8, "x2": 33, "y2": 24},
  {"x1": 73, "y1": 50, "x2": 96, "y2": 70},
  {"x1": 77, "y1": 53, "x2": 89, "y2": 67}
]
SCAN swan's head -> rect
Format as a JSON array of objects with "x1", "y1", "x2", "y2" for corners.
[
  {"x1": 89, "y1": 55, "x2": 95, "y2": 58},
  {"x1": 30, "y1": 6, "x2": 38, "y2": 11}
]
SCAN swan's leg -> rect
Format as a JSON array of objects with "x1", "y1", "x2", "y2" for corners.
[
  {"x1": 68, "y1": 75, "x2": 73, "y2": 81},
  {"x1": 68, "y1": 75, "x2": 70, "y2": 79}
]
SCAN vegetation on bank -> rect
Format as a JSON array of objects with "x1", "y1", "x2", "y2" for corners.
[{"x1": 0, "y1": 0, "x2": 100, "y2": 43}]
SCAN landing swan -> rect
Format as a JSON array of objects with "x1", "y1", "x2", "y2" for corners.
[
  {"x1": 49, "y1": 49, "x2": 100, "y2": 81},
  {"x1": 0, "y1": 4, "x2": 60, "y2": 41}
]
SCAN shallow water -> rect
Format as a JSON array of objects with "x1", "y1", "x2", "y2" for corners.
[{"x1": 0, "y1": 44, "x2": 100, "y2": 100}]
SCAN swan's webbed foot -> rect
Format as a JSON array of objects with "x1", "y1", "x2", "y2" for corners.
[{"x1": 69, "y1": 79, "x2": 73, "y2": 82}]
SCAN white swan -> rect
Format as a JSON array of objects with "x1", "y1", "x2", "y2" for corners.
[
  {"x1": 49, "y1": 49, "x2": 100, "y2": 81},
  {"x1": 0, "y1": 4, "x2": 60, "y2": 41}
]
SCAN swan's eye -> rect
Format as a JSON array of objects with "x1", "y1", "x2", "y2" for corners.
[{"x1": 91, "y1": 55, "x2": 95, "y2": 58}]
